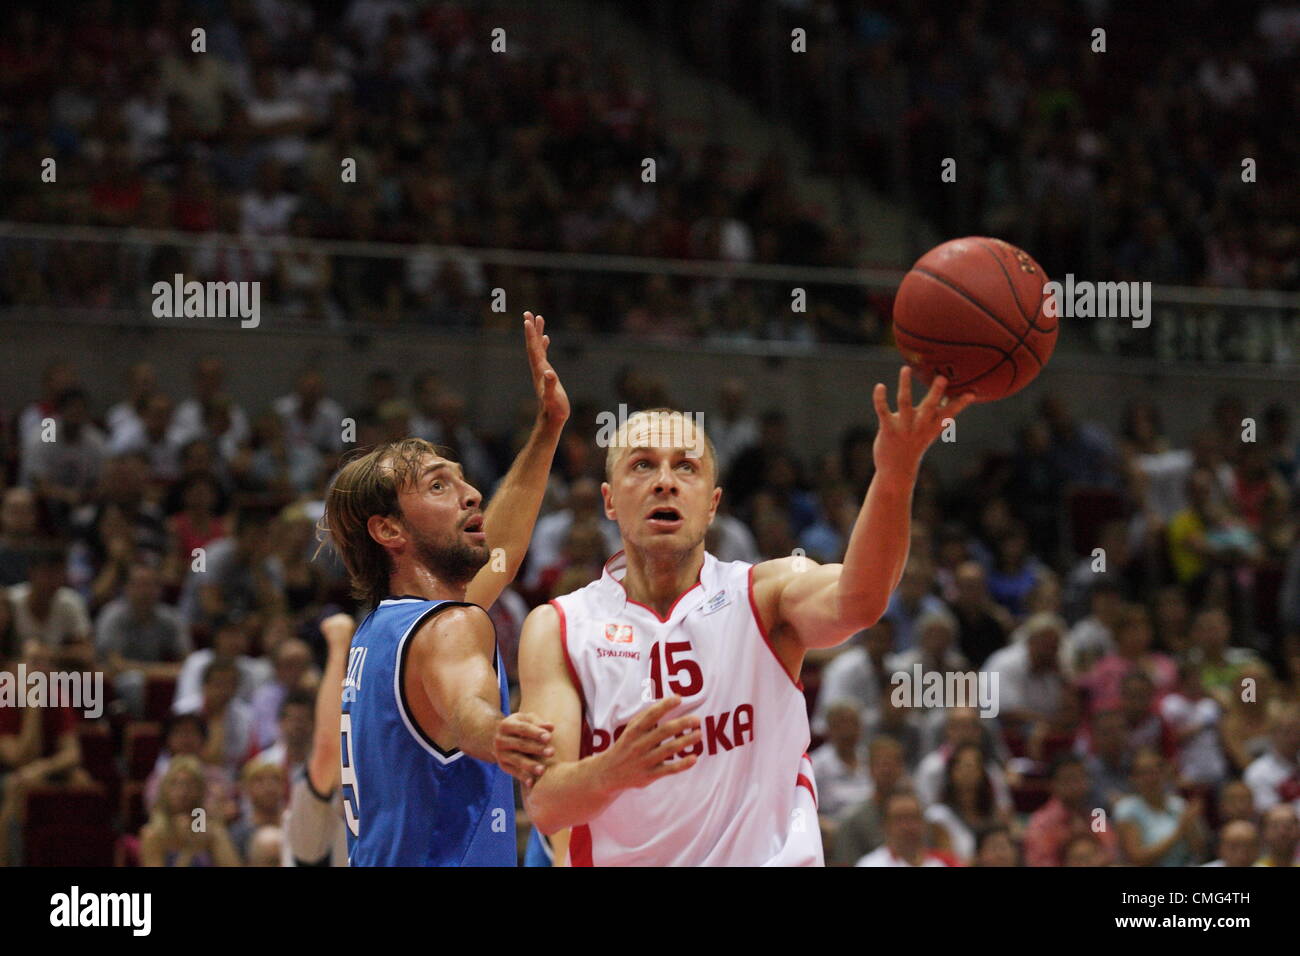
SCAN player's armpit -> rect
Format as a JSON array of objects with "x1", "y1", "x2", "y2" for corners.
[{"x1": 411, "y1": 605, "x2": 505, "y2": 763}]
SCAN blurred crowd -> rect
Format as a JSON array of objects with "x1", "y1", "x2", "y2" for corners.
[
  {"x1": 0, "y1": 0, "x2": 875, "y2": 344},
  {"x1": 0, "y1": 350, "x2": 1298, "y2": 866},
  {"x1": 637, "y1": 0, "x2": 1300, "y2": 291}
]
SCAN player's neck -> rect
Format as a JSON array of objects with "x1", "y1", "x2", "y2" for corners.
[
  {"x1": 386, "y1": 564, "x2": 468, "y2": 604},
  {"x1": 620, "y1": 545, "x2": 705, "y2": 618}
]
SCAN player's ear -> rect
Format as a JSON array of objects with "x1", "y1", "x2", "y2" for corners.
[
  {"x1": 707, "y1": 486, "x2": 722, "y2": 524},
  {"x1": 366, "y1": 513, "x2": 402, "y2": 548},
  {"x1": 600, "y1": 481, "x2": 616, "y2": 521}
]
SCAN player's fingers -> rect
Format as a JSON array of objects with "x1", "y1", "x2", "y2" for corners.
[
  {"x1": 631, "y1": 694, "x2": 682, "y2": 730},
  {"x1": 917, "y1": 374, "x2": 948, "y2": 418},
  {"x1": 647, "y1": 754, "x2": 698, "y2": 779},
  {"x1": 646, "y1": 728, "x2": 701, "y2": 763},
  {"x1": 944, "y1": 391, "x2": 978, "y2": 419},
  {"x1": 641, "y1": 716, "x2": 701, "y2": 749},
  {"x1": 507, "y1": 714, "x2": 554, "y2": 741},
  {"x1": 897, "y1": 366, "x2": 914, "y2": 420},
  {"x1": 498, "y1": 735, "x2": 554, "y2": 758},
  {"x1": 871, "y1": 382, "x2": 891, "y2": 425}
]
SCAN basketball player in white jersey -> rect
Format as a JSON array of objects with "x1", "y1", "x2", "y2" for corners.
[{"x1": 518, "y1": 369, "x2": 975, "y2": 865}]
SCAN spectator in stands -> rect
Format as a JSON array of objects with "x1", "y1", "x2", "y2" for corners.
[
  {"x1": 1151, "y1": 585, "x2": 1193, "y2": 658},
  {"x1": 1205, "y1": 819, "x2": 1261, "y2": 866},
  {"x1": 138, "y1": 755, "x2": 240, "y2": 867},
  {"x1": 1039, "y1": 394, "x2": 1121, "y2": 490},
  {"x1": 709, "y1": 378, "x2": 759, "y2": 478},
  {"x1": 1083, "y1": 709, "x2": 1135, "y2": 811},
  {"x1": 250, "y1": 690, "x2": 315, "y2": 783},
  {"x1": 949, "y1": 560, "x2": 1012, "y2": 669},
  {"x1": 95, "y1": 562, "x2": 191, "y2": 719},
  {"x1": 174, "y1": 613, "x2": 270, "y2": 708},
  {"x1": 914, "y1": 707, "x2": 1012, "y2": 813},
  {"x1": 1023, "y1": 754, "x2": 1117, "y2": 867},
  {"x1": 881, "y1": 555, "x2": 947, "y2": 654},
  {"x1": 175, "y1": 659, "x2": 256, "y2": 775},
  {"x1": 888, "y1": 612, "x2": 969, "y2": 709},
  {"x1": 974, "y1": 825, "x2": 1019, "y2": 867},
  {"x1": 924, "y1": 741, "x2": 1011, "y2": 864},
  {"x1": 810, "y1": 701, "x2": 871, "y2": 824},
  {"x1": 830, "y1": 735, "x2": 908, "y2": 865},
  {"x1": 1256, "y1": 803, "x2": 1300, "y2": 866},
  {"x1": 144, "y1": 713, "x2": 235, "y2": 820},
  {"x1": 163, "y1": 472, "x2": 229, "y2": 589},
  {"x1": 273, "y1": 368, "x2": 346, "y2": 457},
  {"x1": 229, "y1": 759, "x2": 288, "y2": 864},
  {"x1": 0, "y1": 487, "x2": 39, "y2": 587},
  {"x1": 19, "y1": 388, "x2": 105, "y2": 529},
  {"x1": 169, "y1": 356, "x2": 251, "y2": 452},
  {"x1": 1114, "y1": 748, "x2": 1206, "y2": 866},
  {"x1": 1159, "y1": 659, "x2": 1229, "y2": 790},
  {"x1": 6, "y1": 545, "x2": 91, "y2": 664},
  {"x1": 1222, "y1": 662, "x2": 1278, "y2": 774},
  {"x1": 856, "y1": 792, "x2": 954, "y2": 867},
  {"x1": 811, "y1": 620, "x2": 893, "y2": 736},
  {"x1": 1082, "y1": 604, "x2": 1177, "y2": 715},
  {"x1": 179, "y1": 508, "x2": 281, "y2": 629},
  {"x1": 1216, "y1": 778, "x2": 1258, "y2": 827},
  {"x1": 1066, "y1": 577, "x2": 1124, "y2": 672},
  {"x1": 250, "y1": 639, "x2": 314, "y2": 750},
  {"x1": 983, "y1": 612, "x2": 1071, "y2": 749},
  {"x1": 0, "y1": 642, "x2": 87, "y2": 865},
  {"x1": 1190, "y1": 607, "x2": 1261, "y2": 704},
  {"x1": 108, "y1": 393, "x2": 180, "y2": 484},
  {"x1": 523, "y1": 478, "x2": 619, "y2": 595},
  {"x1": 1243, "y1": 704, "x2": 1300, "y2": 814}
]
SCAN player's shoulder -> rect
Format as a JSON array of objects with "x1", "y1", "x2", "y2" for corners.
[{"x1": 409, "y1": 601, "x2": 494, "y2": 649}]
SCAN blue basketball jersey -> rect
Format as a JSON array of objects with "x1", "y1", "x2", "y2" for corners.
[{"x1": 341, "y1": 596, "x2": 516, "y2": 866}]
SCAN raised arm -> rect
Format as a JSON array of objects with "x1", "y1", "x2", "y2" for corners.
[
  {"x1": 411, "y1": 604, "x2": 553, "y2": 783},
  {"x1": 466, "y1": 312, "x2": 569, "y2": 610},
  {"x1": 306, "y1": 613, "x2": 355, "y2": 795},
  {"x1": 753, "y1": 369, "x2": 975, "y2": 653},
  {"x1": 518, "y1": 604, "x2": 700, "y2": 835}
]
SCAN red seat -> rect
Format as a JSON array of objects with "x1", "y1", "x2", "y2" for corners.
[
  {"x1": 1065, "y1": 486, "x2": 1128, "y2": 558},
  {"x1": 143, "y1": 675, "x2": 178, "y2": 722},
  {"x1": 25, "y1": 825, "x2": 116, "y2": 867},
  {"x1": 24, "y1": 784, "x2": 111, "y2": 827},
  {"x1": 77, "y1": 723, "x2": 118, "y2": 783},
  {"x1": 121, "y1": 781, "x2": 150, "y2": 834},
  {"x1": 124, "y1": 722, "x2": 164, "y2": 781}
]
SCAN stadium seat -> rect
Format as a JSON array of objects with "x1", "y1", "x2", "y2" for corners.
[
  {"x1": 25, "y1": 825, "x2": 116, "y2": 867},
  {"x1": 143, "y1": 675, "x2": 178, "y2": 722},
  {"x1": 124, "y1": 722, "x2": 163, "y2": 781},
  {"x1": 1064, "y1": 486, "x2": 1128, "y2": 558}
]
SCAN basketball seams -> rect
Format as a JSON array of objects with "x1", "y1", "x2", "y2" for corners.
[
  {"x1": 892, "y1": 322, "x2": 1018, "y2": 391},
  {"x1": 971, "y1": 237, "x2": 1058, "y2": 335},
  {"x1": 911, "y1": 268, "x2": 1045, "y2": 371}
]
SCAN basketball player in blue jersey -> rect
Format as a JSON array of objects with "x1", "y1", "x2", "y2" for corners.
[{"x1": 321, "y1": 313, "x2": 569, "y2": 866}]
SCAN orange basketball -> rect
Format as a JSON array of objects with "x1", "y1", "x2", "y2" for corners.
[{"x1": 892, "y1": 236, "x2": 1058, "y2": 401}]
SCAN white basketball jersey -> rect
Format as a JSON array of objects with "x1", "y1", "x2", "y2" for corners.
[{"x1": 551, "y1": 551, "x2": 823, "y2": 866}]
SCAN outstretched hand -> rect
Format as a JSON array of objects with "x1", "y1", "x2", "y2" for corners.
[
  {"x1": 871, "y1": 367, "x2": 977, "y2": 481},
  {"x1": 523, "y1": 312, "x2": 570, "y2": 427}
]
